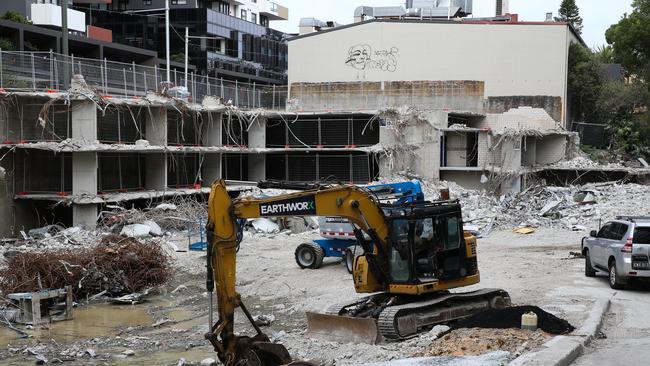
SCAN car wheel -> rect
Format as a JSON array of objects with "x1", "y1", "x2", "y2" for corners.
[
  {"x1": 584, "y1": 250, "x2": 596, "y2": 277},
  {"x1": 295, "y1": 243, "x2": 325, "y2": 269},
  {"x1": 609, "y1": 260, "x2": 625, "y2": 289}
]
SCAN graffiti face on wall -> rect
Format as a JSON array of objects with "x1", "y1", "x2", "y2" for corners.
[{"x1": 345, "y1": 44, "x2": 399, "y2": 72}]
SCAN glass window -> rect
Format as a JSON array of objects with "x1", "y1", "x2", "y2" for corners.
[
  {"x1": 389, "y1": 219, "x2": 411, "y2": 282},
  {"x1": 241, "y1": 9, "x2": 247, "y2": 20},
  {"x1": 445, "y1": 217, "x2": 461, "y2": 249},
  {"x1": 633, "y1": 227, "x2": 650, "y2": 244},
  {"x1": 143, "y1": 0, "x2": 152, "y2": 5},
  {"x1": 217, "y1": 1, "x2": 229, "y2": 14},
  {"x1": 597, "y1": 223, "x2": 613, "y2": 238},
  {"x1": 614, "y1": 223, "x2": 629, "y2": 240},
  {"x1": 171, "y1": 0, "x2": 188, "y2": 4},
  {"x1": 251, "y1": 12, "x2": 257, "y2": 24}
]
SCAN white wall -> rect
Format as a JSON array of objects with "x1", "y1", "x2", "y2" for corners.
[
  {"x1": 31, "y1": 3, "x2": 86, "y2": 33},
  {"x1": 289, "y1": 21, "x2": 572, "y2": 121}
]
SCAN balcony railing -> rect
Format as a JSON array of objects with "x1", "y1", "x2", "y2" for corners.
[{"x1": 0, "y1": 50, "x2": 288, "y2": 111}]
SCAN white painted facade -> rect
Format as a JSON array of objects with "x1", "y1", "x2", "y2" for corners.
[
  {"x1": 288, "y1": 20, "x2": 581, "y2": 124},
  {"x1": 31, "y1": 3, "x2": 86, "y2": 32}
]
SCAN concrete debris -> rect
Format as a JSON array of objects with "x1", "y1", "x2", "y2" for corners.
[
  {"x1": 573, "y1": 190, "x2": 597, "y2": 205},
  {"x1": 120, "y1": 224, "x2": 152, "y2": 238},
  {"x1": 154, "y1": 204, "x2": 178, "y2": 211},
  {"x1": 111, "y1": 289, "x2": 152, "y2": 305},
  {"x1": 201, "y1": 358, "x2": 217, "y2": 366},
  {"x1": 142, "y1": 220, "x2": 163, "y2": 237},
  {"x1": 540, "y1": 201, "x2": 562, "y2": 217},
  {"x1": 28, "y1": 225, "x2": 66, "y2": 239},
  {"x1": 377, "y1": 176, "x2": 650, "y2": 234},
  {"x1": 122, "y1": 349, "x2": 135, "y2": 356},
  {"x1": 428, "y1": 325, "x2": 451, "y2": 338},
  {"x1": 251, "y1": 218, "x2": 280, "y2": 234},
  {"x1": 253, "y1": 314, "x2": 275, "y2": 326}
]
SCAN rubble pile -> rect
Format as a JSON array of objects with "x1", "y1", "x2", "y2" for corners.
[
  {"x1": 378, "y1": 176, "x2": 650, "y2": 233},
  {"x1": 0, "y1": 235, "x2": 171, "y2": 299},
  {"x1": 99, "y1": 196, "x2": 207, "y2": 232},
  {"x1": 22, "y1": 225, "x2": 100, "y2": 248},
  {"x1": 415, "y1": 328, "x2": 548, "y2": 359}
]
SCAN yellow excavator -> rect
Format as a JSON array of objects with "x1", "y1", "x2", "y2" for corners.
[{"x1": 205, "y1": 179, "x2": 510, "y2": 365}]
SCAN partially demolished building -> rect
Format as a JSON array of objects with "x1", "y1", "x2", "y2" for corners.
[{"x1": 0, "y1": 14, "x2": 646, "y2": 237}]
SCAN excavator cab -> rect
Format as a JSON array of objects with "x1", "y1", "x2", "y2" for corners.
[{"x1": 372, "y1": 201, "x2": 478, "y2": 292}]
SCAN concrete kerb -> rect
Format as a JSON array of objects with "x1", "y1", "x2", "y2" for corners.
[{"x1": 508, "y1": 297, "x2": 612, "y2": 366}]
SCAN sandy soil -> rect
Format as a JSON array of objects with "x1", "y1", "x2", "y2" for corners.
[{"x1": 0, "y1": 227, "x2": 594, "y2": 365}]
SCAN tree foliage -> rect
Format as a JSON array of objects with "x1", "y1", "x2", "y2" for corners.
[
  {"x1": 605, "y1": 0, "x2": 650, "y2": 82},
  {"x1": 556, "y1": 0, "x2": 583, "y2": 34},
  {"x1": 1, "y1": 11, "x2": 30, "y2": 25},
  {"x1": 594, "y1": 45, "x2": 615, "y2": 64},
  {"x1": 568, "y1": 44, "x2": 602, "y2": 123}
]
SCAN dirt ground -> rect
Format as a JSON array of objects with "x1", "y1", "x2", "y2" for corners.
[{"x1": 0, "y1": 227, "x2": 590, "y2": 365}]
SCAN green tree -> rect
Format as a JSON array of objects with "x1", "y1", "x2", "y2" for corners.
[
  {"x1": 0, "y1": 38, "x2": 13, "y2": 51},
  {"x1": 594, "y1": 45, "x2": 615, "y2": 64},
  {"x1": 568, "y1": 43, "x2": 601, "y2": 123},
  {"x1": 555, "y1": 0, "x2": 584, "y2": 34},
  {"x1": 1, "y1": 11, "x2": 31, "y2": 24},
  {"x1": 605, "y1": 0, "x2": 650, "y2": 82},
  {"x1": 171, "y1": 53, "x2": 185, "y2": 64}
]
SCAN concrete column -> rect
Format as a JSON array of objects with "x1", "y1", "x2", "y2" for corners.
[
  {"x1": 145, "y1": 153, "x2": 167, "y2": 190},
  {"x1": 247, "y1": 116, "x2": 266, "y2": 148},
  {"x1": 202, "y1": 112, "x2": 222, "y2": 147},
  {"x1": 145, "y1": 107, "x2": 168, "y2": 146},
  {"x1": 499, "y1": 136, "x2": 523, "y2": 194},
  {"x1": 203, "y1": 153, "x2": 222, "y2": 186},
  {"x1": 247, "y1": 116, "x2": 266, "y2": 182},
  {"x1": 72, "y1": 152, "x2": 98, "y2": 228},
  {"x1": 248, "y1": 154, "x2": 265, "y2": 182},
  {"x1": 73, "y1": 204, "x2": 98, "y2": 229},
  {"x1": 71, "y1": 99, "x2": 97, "y2": 141}
]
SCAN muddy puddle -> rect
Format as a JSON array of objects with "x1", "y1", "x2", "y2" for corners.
[{"x1": 0, "y1": 303, "x2": 153, "y2": 347}]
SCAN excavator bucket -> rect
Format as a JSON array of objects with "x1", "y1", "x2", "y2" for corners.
[{"x1": 305, "y1": 312, "x2": 382, "y2": 344}]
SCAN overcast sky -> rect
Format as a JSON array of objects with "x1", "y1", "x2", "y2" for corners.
[{"x1": 270, "y1": 0, "x2": 634, "y2": 48}]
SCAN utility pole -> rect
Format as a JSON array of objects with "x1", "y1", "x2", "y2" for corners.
[
  {"x1": 61, "y1": 0, "x2": 69, "y2": 88},
  {"x1": 184, "y1": 27, "x2": 188, "y2": 88},
  {"x1": 165, "y1": 0, "x2": 171, "y2": 84}
]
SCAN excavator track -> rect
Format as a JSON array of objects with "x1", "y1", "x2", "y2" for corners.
[
  {"x1": 377, "y1": 288, "x2": 511, "y2": 340},
  {"x1": 307, "y1": 289, "x2": 510, "y2": 344}
]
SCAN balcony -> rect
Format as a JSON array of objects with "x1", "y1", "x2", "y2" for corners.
[
  {"x1": 31, "y1": 3, "x2": 86, "y2": 33},
  {"x1": 261, "y1": 1, "x2": 288, "y2": 21}
]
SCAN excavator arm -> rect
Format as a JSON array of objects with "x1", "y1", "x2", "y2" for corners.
[{"x1": 205, "y1": 179, "x2": 393, "y2": 365}]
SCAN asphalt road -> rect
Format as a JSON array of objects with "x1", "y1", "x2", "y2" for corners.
[{"x1": 572, "y1": 274, "x2": 650, "y2": 365}]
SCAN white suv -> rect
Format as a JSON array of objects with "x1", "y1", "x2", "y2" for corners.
[{"x1": 581, "y1": 216, "x2": 650, "y2": 289}]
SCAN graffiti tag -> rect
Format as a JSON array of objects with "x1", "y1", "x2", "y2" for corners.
[{"x1": 345, "y1": 44, "x2": 399, "y2": 72}]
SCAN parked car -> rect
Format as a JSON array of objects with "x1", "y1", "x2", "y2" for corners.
[{"x1": 581, "y1": 216, "x2": 650, "y2": 289}]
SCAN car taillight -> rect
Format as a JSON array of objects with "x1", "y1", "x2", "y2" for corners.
[{"x1": 622, "y1": 237, "x2": 633, "y2": 253}]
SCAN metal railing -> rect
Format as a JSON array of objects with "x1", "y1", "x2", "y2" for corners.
[{"x1": 0, "y1": 50, "x2": 289, "y2": 111}]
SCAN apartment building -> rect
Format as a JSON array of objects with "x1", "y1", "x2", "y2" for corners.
[{"x1": 78, "y1": 0, "x2": 290, "y2": 84}]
